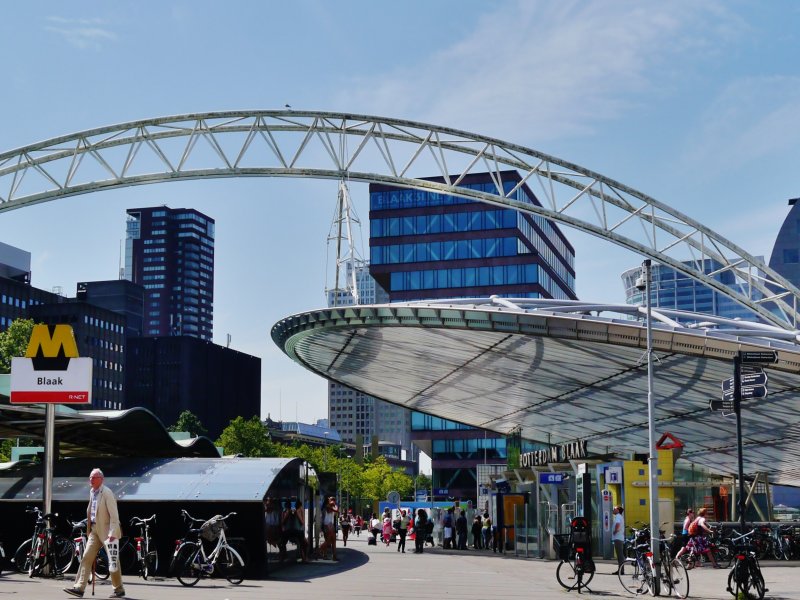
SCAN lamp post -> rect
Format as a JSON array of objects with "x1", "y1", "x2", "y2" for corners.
[{"x1": 639, "y1": 259, "x2": 661, "y2": 593}]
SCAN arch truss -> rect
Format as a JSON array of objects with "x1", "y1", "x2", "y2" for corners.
[{"x1": 1, "y1": 110, "x2": 797, "y2": 329}]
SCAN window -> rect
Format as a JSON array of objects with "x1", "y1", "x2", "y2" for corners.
[{"x1": 783, "y1": 248, "x2": 799, "y2": 264}]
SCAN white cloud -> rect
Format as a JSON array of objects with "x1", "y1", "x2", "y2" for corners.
[
  {"x1": 45, "y1": 16, "x2": 117, "y2": 49},
  {"x1": 336, "y1": 0, "x2": 739, "y2": 143}
]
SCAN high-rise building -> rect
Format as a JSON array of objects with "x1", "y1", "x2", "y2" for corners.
[
  {"x1": 124, "y1": 206, "x2": 215, "y2": 341},
  {"x1": 368, "y1": 170, "x2": 577, "y2": 500},
  {"x1": 326, "y1": 261, "x2": 417, "y2": 460},
  {"x1": 769, "y1": 197, "x2": 800, "y2": 288}
]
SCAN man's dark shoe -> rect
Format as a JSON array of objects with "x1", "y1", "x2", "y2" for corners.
[
  {"x1": 64, "y1": 589, "x2": 84, "y2": 598},
  {"x1": 108, "y1": 589, "x2": 126, "y2": 598}
]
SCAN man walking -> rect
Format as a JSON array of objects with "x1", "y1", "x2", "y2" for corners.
[
  {"x1": 397, "y1": 509, "x2": 410, "y2": 553},
  {"x1": 64, "y1": 468, "x2": 125, "y2": 598}
]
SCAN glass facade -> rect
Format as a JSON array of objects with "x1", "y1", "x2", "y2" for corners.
[
  {"x1": 125, "y1": 206, "x2": 215, "y2": 341},
  {"x1": 621, "y1": 258, "x2": 764, "y2": 321}
]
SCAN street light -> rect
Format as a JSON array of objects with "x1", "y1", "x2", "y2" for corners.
[{"x1": 637, "y1": 259, "x2": 660, "y2": 593}]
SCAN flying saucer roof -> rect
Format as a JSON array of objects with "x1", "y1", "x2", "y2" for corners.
[{"x1": 272, "y1": 298, "x2": 800, "y2": 487}]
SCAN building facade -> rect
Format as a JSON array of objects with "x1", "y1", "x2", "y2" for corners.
[
  {"x1": 125, "y1": 335, "x2": 260, "y2": 439},
  {"x1": 124, "y1": 206, "x2": 215, "y2": 341},
  {"x1": 368, "y1": 170, "x2": 577, "y2": 501},
  {"x1": 621, "y1": 258, "x2": 763, "y2": 321},
  {"x1": 769, "y1": 197, "x2": 800, "y2": 289}
]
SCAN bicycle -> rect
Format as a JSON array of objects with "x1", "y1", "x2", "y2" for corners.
[
  {"x1": 130, "y1": 514, "x2": 158, "y2": 579},
  {"x1": 726, "y1": 530, "x2": 767, "y2": 600},
  {"x1": 174, "y1": 512, "x2": 244, "y2": 586},
  {"x1": 654, "y1": 533, "x2": 689, "y2": 599},
  {"x1": 618, "y1": 526, "x2": 660, "y2": 596},
  {"x1": 554, "y1": 517, "x2": 595, "y2": 593},
  {"x1": 13, "y1": 507, "x2": 74, "y2": 577}
]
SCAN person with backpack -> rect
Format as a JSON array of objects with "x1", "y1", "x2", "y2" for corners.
[{"x1": 675, "y1": 507, "x2": 720, "y2": 568}]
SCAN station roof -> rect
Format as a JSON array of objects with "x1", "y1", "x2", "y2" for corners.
[
  {"x1": 0, "y1": 387, "x2": 219, "y2": 459},
  {"x1": 272, "y1": 299, "x2": 800, "y2": 487},
  {"x1": 0, "y1": 456, "x2": 303, "y2": 502}
]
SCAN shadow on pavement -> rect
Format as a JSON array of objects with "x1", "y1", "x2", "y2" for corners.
[{"x1": 267, "y1": 548, "x2": 368, "y2": 582}]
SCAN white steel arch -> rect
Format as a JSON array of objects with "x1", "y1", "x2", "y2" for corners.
[{"x1": 1, "y1": 110, "x2": 797, "y2": 329}]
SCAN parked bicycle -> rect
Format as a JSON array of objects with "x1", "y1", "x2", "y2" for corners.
[
  {"x1": 13, "y1": 507, "x2": 73, "y2": 577},
  {"x1": 173, "y1": 512, "x2": 244, "y2": 586},
  {"x1": 654, "y1": 532, "x2": 689, "y2": 599},
  {"x1": 618, "y1": 525, "x2": 666, "y2": 597},
  {"x1": 554, "y1": 517, "x2": 595, "y2": 593},
  {"x1": 130, "y1": 514, "x2": 158, "y2": 579},
  {"x1": 726, "y1": 530, "x2": 767, "y2": 600}
]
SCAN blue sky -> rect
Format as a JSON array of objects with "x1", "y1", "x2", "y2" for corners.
[{"x1": 2, "y1": 1, "x2": 800, "y2": 425}]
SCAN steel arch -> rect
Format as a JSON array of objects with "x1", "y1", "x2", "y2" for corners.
[{"x1": 1, "y1": 110, "x2": 797, "y2": 329}]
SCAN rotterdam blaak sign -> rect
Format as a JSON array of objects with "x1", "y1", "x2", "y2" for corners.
[{"x1": 10, "y1": 324, "x2": 92, "y2": 404}]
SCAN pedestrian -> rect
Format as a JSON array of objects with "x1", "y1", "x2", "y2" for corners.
[
  {"x1": 318, "y1": 496, "x2": 340, "y2": 561},
  {"x1": 443, "y1": 507, "x2": 455, "y2": 549},
  {"x1": 354, "y1": 514, "x2": 363, "y2": 536},
  {"x1": 674, "y1": 508, "x2": 694, "y2": 555},
  {"x1": 471, "y1": 514, "x2": 483, "y2": 549},
  {"x1": 414, "y1": 509, "x2": 428, "y2": 554},
  {"x1": 456, "y1": 509, "x2": 468, "y2": 550},
  {"x1": 370, "y1": 512, "x2": 381, "y2": 541},
  {"x1": 64, "y1": 468, "x2": 125, "y2": 598},
  {"x1": 282, "y1": 499, "x2": 308, "y2": 563},
  {"x1": 676, "y1": 507, "x2": 720, "y2": 568},
  {"x1": 397, "y1": 509, "x2": 410, "y2": 553},
  {"x1": 382, "y1": 514, "x2": 393, "y2": 546},
  {"x1": 482, "y1": 512, "x2": 493, "y2": 550},
  {"x1": 339, "y1": 511, "x2": 351, "y2": 546},
  {"x1": 612, "y1": 505, "x2": 625, "y2": 572}
]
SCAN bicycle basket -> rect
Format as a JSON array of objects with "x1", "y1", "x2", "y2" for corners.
[
  {"x1": 570, "y1": 517, "x2": 591, "y2": 545},
  {"x1": 553, "y1": 533, "x2": 572, "y2": 560},
  {"x1": 200, "y1": 516, "x2": 228, "y2": 541}
]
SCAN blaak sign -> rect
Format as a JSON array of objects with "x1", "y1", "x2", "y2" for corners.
[{"x1": 10, "y1": 324, "x2": 92, "y2": 404}]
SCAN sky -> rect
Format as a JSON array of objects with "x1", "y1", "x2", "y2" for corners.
[{"x1": 1, "y1": 1, "x2": 800, "y2": 426}]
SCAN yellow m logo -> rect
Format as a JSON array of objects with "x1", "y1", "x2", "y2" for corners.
[{"x1": 25, "y1": 324, "x2": 80, "y2": 358}]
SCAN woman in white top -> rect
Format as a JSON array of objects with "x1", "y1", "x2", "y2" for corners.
[{"x1": 318, "y1": 496, "x2": 339, "y2": 561}]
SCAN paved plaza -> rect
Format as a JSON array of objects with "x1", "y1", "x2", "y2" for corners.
[{"x1": 2, "y1": 534, "x2": 799, "y2": 600}]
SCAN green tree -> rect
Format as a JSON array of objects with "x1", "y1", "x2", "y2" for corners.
[
  {"x1": 415, "y1": 473, "x2": 432, "y2": 495},
  {"x1": 168, "y1": 410, "x2": 208, "y2": 437},
  {"x1": 0, "y1": 437, "x2": 37, "y2": 462},
  {"x1": 216, "y1": 415, "x2": 277, "y2": 457},
  {"x1": 361, "y1": 456, "x2": 414, "y2": 506},
  {"x1": 0, "y1": 318, "x2": 35, "y2": 373}
]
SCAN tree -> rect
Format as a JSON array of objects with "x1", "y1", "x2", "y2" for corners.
[
  {"x1": 215, "y1": 415, "x2": 277, "y2": 457},
  {"x1": 361, "y1": 456, "x2": 414, "y2": 506},
  {"x1": 415, "y1": 473, "x2": 432, "y2": 495},
  {"x1": 0, "y1": 318, "x2": 35, "y2": 373},
  {"x1": 168, "y1": 410, "x2": 208, "y2": 437}
]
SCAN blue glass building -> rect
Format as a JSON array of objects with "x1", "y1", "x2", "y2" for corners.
[
  {"x1": 369, "y1": 170, "x2": 576, "y2": 501},
  {"x1": 769, "y1": 197, "x2": 800, "y2": 288}
]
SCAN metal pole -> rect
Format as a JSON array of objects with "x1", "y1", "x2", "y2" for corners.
[
  {"x1": 734, "y1": 355, "x2": 747, "y2": 533},
  {"x1": 43, "y1": 403, "x2": 55, "y2": 515},
  {"x1": 643, "y1": 259, "x2": 661, "y2": 592}
]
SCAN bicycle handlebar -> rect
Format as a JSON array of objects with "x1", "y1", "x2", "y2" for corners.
[{"x1": 130, "y1": 514, "x2": 157, "y2": 525}]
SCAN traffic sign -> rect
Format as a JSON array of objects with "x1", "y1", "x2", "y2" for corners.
[{"x1": 739, "y1": 350, "x2": 778, "y2": 364}]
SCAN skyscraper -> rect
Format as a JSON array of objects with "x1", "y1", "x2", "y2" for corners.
[
  {"x1": 124, "y1": 207, "x2": 215, "y2": 341},
  {"x1": 368, "y1": 170, "x2": 577, "y2": 500}
]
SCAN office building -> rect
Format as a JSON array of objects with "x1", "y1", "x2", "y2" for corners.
[
  {"x1": 76, "y1": 279, "x2": 145, "y2": 338},
  {"x1": 125, "y1": 335, "x2": 260, "y2": 440},
  {"x1": 769, "y1": 197, "x2": 800, "y2": 288},
  {"x1": 368, "y1": 170, "x2": 577, "y2": 500},
  {"x1": 124, "y1": 206, "x2": 215, "y2": 341}
]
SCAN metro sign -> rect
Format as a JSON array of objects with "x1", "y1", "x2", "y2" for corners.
[{"x1": 10, "y1": 324, "x2": 92, "y2": 404}]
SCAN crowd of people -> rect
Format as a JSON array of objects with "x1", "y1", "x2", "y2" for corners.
[{"x1": 265, "y1": 499, "x2": 499, "y2": 563}]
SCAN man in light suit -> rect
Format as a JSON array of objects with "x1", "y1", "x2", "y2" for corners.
[{"x1": 64, "y1": 468, "x2": 125, "y2": 598}]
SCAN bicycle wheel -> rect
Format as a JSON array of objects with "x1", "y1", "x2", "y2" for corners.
[
  {"x1": 52, "y1": 536, "x2": 75, "y2": 574},
  {"x1": 13, "y1": 539, "x2": 33, "y2": 573},
  {"x1": 176, "y1": 542, "x2": 201, "y2": 587},
  {"x1": 619, "y1": 558, "x2": 646, "y2": 595},
  {"x1": 648, "y1": 561, "x2": 659, "y2": 597},
  {"x1": 716, "y1": 541, "x2": 734, "y2": 568},
  {"x1": 28, "y1": 538, "x2": 43, "y2": 577},
  {"x1": 556, "y1": 559, "x2": 579, "y2": 590},
  {"x1": 743, "y1": 563, "x2": 766, "y2": 600},
  {"x1": 143, "y1": 546, "x2": 158, "y2": 580},
  {"x1": 218, "y1": 546, "x2": 244, "y2": 585},
  {"x1": 665, "y1": 559, "x2": 689, "y2": 599},
  {"x1": 94, "y1": 546, "x2": 110, "y2": 580}
]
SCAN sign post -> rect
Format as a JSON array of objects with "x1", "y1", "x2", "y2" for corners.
[{"x1": 9, "y1": 325, "x2": 92, "y2": 515}]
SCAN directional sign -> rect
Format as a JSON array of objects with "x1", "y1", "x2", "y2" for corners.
[
  {"x1": 722, "y1": 371, "x2": 768, "y2": 392},
  {"x1": 739, "y1": 350, "x2": 778, "y2": 364},
  {"x1": 710, "y1": 399, "x2": 735, "y2": 411},
  {"x1": 539, "y1": 473, "x2": 565, "y2": 485},
  {"x1": 721, "y1": 385, "x2": 768, "y2": 401},
  {"x1": 434, "y1": 488, "x2": 449, "y2": 496}
]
